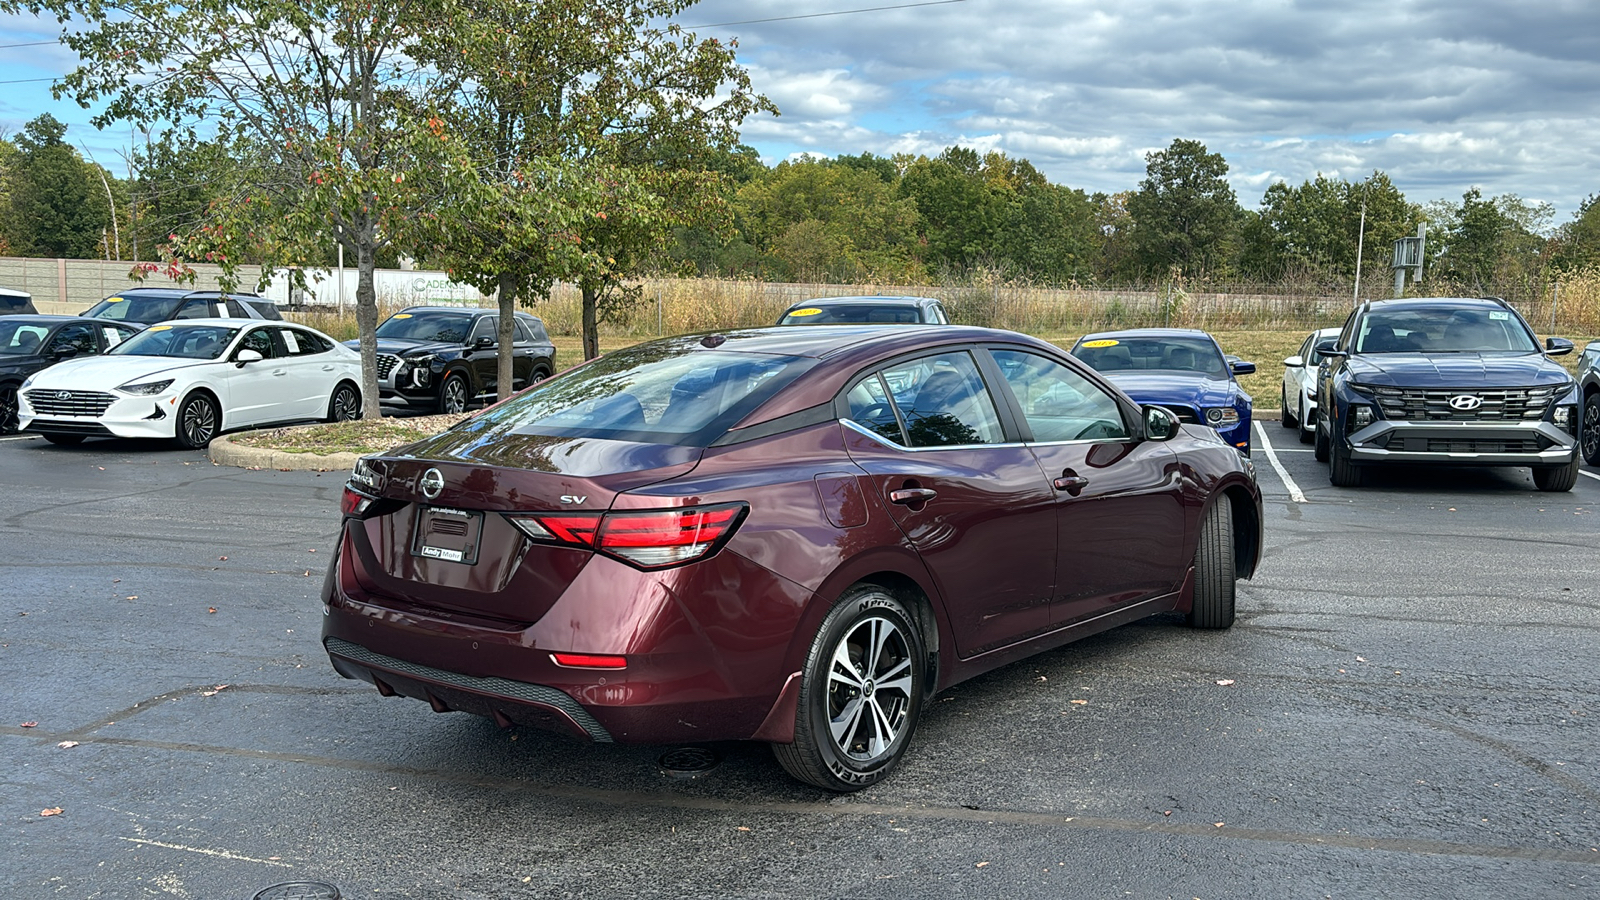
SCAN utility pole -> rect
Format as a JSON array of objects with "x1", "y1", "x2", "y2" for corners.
[{"x1": 1352, "y1": 195, "x2": 1367, "y2": 304}]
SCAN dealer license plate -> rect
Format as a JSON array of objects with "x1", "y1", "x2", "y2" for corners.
[{"x1": 411, "y1": 505, "x2": 483, "y2": 565}]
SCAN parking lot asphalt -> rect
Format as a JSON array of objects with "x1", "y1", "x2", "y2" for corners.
[{"x1": 3, "y1": 428, "x2": 1598, "y2": 899}]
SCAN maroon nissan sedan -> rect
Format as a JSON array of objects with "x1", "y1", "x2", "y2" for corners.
[{"x1": 323, "y1": 325, "x2": 1262, "y2": 791}]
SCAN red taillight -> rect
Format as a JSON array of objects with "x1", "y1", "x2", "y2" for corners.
[
  {"x1": 550, "y1": 652, "x2": 627, "y2": 669},
  {"x1": 341, "y1": 486, "x2": 372, "y2": 516},
  {"x1": 507, "y1": 503, "x2": 746, "y2": 569}
]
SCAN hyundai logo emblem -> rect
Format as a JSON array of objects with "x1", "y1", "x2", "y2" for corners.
[
  {"x1": 419, "y1": 468, "x2": 445, "y2": 500},
  {"x1": 1448, "y1": 394, "x2": 1483, "y2": 411},
  {"x1": 56, "y1": 390, "x2": 71, "y2": 401}
]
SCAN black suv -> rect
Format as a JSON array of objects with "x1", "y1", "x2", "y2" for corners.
[
  {"x1": 776, "y1": 295, "x2": 950, "y2": 325},
  {"x1": 1314, "y1": 297, "x2": 1580, "y2": 491},
  {"x1": 0, "y1": 315, "x2": 143, "y2": 433},
  {"x1": 82, "y1": 287, "x2": 280, "y2": 323},
  {"x1": 353, "y1": 307, "x2": 557, "y2": 413}
]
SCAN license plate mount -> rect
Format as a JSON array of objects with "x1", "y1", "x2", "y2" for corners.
[{"x1": 410, "y1": 505, "x2": 483, "y2": 565}]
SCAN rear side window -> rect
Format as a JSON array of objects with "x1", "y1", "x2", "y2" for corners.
[
  {"x1": 847, "y1": 351, "x2": 1004, "y2": 448},
  {"x1": 461, "y1": 342, "x2": 814, "y2": 446},
  {"x1": 175, "y1": 299, "x2": 213, "y2": 319}
]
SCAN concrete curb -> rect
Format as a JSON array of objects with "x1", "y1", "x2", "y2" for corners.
[{"x1": 208, "y1": 430, "x2": 361, "y2": 472}]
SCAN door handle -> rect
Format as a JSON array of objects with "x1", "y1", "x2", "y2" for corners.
[
  {"x1": 322, "y1": 365, "x2": 335, "y2": 371},
  {"x1": 1053, "y1": 473, "x2": 1090, "y2": 496},
  {"x1": 888, "y1": 487, "x2": 937, "y2": 505},
  {"x1": 273, "y1": 370, "x2": 288, "y2": 377}
]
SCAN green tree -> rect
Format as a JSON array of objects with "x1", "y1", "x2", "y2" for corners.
[
  {"x1": 996, "y1": 182, "x2": 1099, "y2": 285},
  {"x1": 1553, "y1": 194, "x2": 1600, "y2": 272},
  {"x1": 423, "y1": 0, "x2": 772, "y2": 363},
  {"x1": 7, "y1": 0, "x2": 488, "y2": 418},
  {"x1": 1427, "y1": 189, "x2": 1548, "y2": 296},
  {"x1": 3, "y1": 114, "x2": 111, "y2": 258},
  {"x1": 899, "y1": 147, "x2": 1007, "y2": 272},
  {"x1": 1126, "y1": 138, "x2": 1242, "y2": 278},
  {"x1": 1246, "y1": 171, "x2": 1419, "y2": 284},
  {"x1": 735, "y1": 156, "x2": 922, "y2": 282}
]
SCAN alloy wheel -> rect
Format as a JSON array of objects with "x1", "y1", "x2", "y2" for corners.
[
  {"x1": 331, "y1": 386, "x2": 359, "y2": 421},
  {"x1": 0, "y1": 387, "x2": 17, "y2": 435},
  {"x1": 1583, "y1": 396, "x2": 1600, "y2": 466},
  {"x1": 825, "y1": 615, "x2": 915, "y2": 762},
  {"x1": 182, "y1": 397, "x2": 217, "y2": 446},
  {"x1": 441, "y1": 376, "x2": 468, "y2": 414}
]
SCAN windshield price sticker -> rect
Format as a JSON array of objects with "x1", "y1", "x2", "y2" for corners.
[
  {"x1": 1489, "y1": 311, "x2": 1509, "y2": 320},
  {"x1": 392, "y1": 313, "x2": 413, "y2": 319},
  {"x1": 788, "y1": 308, "x2": 823, "y2": 317},
  {"x1": 106, "y1": 297, "x2": 124, "y2": 302},
  {"x1": 147, "y1": 325, "x2": 173, "y2": 332},
  {"x1": 1081, "y1": 339, "x2": 1120, "y2": 348}
]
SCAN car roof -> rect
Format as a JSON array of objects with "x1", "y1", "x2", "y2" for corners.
[
  {"x1": 1360, "y1": 297, "x2": 1512, "y2": 312},
  {"x1": 1076, "y1": 328, "x2": 1219, "y2": 342},
  {"x1": 782, "y1": 296, "x2": 938, "y2": 310},
  {"x1": 105, "y1": 287, "x2": 262, "y2": 299},
  {"x1": 0, "y1": 288, "x2": 31, "y2": 299},
  {"x1": 653, "y1": 324, "x2": 1044, "y2": 360},
  {"x1": 396, "y1": 306, "x2": 539, "y2": 318}
]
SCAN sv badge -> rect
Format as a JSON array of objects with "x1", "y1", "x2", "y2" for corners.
[{"x1": 560, "y1": 495, "x2": 588, "y2": 505}]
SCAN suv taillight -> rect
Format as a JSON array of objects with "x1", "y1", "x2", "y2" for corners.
[{"x1": 507, "y1": 503, "x2": 747, "y2": 570}]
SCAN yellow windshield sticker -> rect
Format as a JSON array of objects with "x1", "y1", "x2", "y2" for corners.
[
  {"x1": 1081, "y1": 339, "x2": 1120, "y2": 348},
  {"x1": 147, "y1": 324, "x2": 173, "y2": 332},
  {"x1": 787, "y1": 308, "x2": 823, "y2": 317},
  {"x1": 106, "y1": 296, "x2": 125, "y2": 302},
  {"x1": 392, "y1": 313, "x2": 413, "y2": 319}
]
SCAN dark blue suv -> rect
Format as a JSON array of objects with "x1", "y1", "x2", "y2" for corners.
[{"x1": 1314, "y1": 297, "x2": 1580, "y2": 491}]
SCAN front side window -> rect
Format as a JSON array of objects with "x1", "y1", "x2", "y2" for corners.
[
  {"x1": 111, "y1": 323, "x2": 241, "y2": 359},
  {"x1": 992, "y1": 349, "x2": 1129, "y2": 442},
  {"x1": 850, "y1": 351, "x2": 1003, "y2": 448},
  {"x1": 236, "y1": 327, "x2": 275, "y2": 359},
  {"x1": 46, "y1": 324, "x2": 98, "y2": 356},
  {"x1": 469, "y1": 316, "x2": 498, "y2": 344}
]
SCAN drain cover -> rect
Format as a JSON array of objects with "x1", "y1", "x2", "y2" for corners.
[
  {"x1": 658, "y1": 745, "x2": 720, "y2": 778},
  {"x1": 251, "y1": 883, "x2": 341, "y2": 900}
]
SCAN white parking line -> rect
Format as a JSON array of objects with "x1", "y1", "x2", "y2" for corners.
[
  {"x1": 1581, "y1": 470, "x2": 1600, "y2": 483},
  {"x1": 0, "y1": 435, "x2": 38, "y2": 442},
  {"x1": 1253, "y1": 422, "x2": 1307, "y2": 503}
]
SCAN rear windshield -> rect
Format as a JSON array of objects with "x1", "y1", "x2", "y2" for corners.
[
  {"x1": 110, "y1": 323, "x2": 239, "y2": 359},
  {"x1": 780, "y1": 305, "x2": 923, "y2": 325},
  {"x1": 1356, "y1": 307, "x2": 1538, "y2": 354},
  {"x1": 0, "y1": 295, "x2": 32, "y2": 311},
  {"x1": 457, "y1": 339, "x2": 816, "y2": 446},
  {"x1": 376, "y1": 311, "x2": 473, "y2": 343},
  {"x1": 1073, "y1": 335, "x2": 1228, "y2": 378},
  {"x1": 84, "y1": 294, "x2": 181, "y2": 322}
]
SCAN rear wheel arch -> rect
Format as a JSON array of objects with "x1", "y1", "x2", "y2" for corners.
[
  {"x1": 856, "y1": 572, "x2": 942, "y2": 696},
  {"x1": 809, "y1": 556, "x2": 947, "y2": 691},
  {"x1": 1220, "y1": 485, "x2": 1261, "y2": 579}
]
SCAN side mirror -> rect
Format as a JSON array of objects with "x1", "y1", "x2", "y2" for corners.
[
  {"x1": 1283, "y1": 355, "x2": 1304, "y2": 368},
  {"x1": 1545, "y1": 337, "x2": 1574, "y2": 357},
  {"x1": 1315, "y1": 338, "x2": 1346, "y2": 359},
  {"x1": 473, "y1": 336, "x2": 494, "y2": 350},
  {"x1": 235, "y1": 348, "x2": 264, "y2": 368},
  {"x1": 1143, "y1": 405, "x2": 1180, "y2": 442},
  {"x1": 49, "y1": 346, "x2": 80, "y2": 360},
  {"x1": 1230, "y1": 360, "x2": 1256, "y2": 375}
]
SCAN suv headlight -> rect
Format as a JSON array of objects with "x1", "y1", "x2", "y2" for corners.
[
  {"x1": 117, "y1": 378, "x2": 175, "y2": 396},
  {"x1": 1204, "y1": 407, "x2": 1240, "y2": 428}
]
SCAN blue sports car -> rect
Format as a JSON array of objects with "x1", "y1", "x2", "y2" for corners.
[{"x1": 1071, "y1": 328, "x2": 1255, "y2": 455}]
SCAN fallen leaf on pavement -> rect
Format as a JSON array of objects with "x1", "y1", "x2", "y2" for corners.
[
  {"x1": 1356, "y1": 656, "x2": 1367, "y2": 662},
  {"x1": 1070, "y1": 699, "x2": 1088, "y2": 705},
  {"x1": 208, "y1": 607, "x2": 217, "y2": 614},
  {"x1": 975, "y1": 861, "x2": 990, "y2": 868},
  {"x1": 20, "y1": 721, "x2": 38, "y2": 728},
  {"x1": 1216, "y1": 679, "x2": 1236, "y2": 686},
  {"x1": 1214, "y1": 822, "x2": 1225, "y2": 828},
  {"x1": 219, "y1": 556, "x2": 228, "y2": 561},
  {"x1": 125, "y1": 595, "x2": 138, "y2": 600},
  {"x1": 40, "y1": 808, "x2": 63, "y2": 817},
  {"x1": 57, "y1": 741, "x2": 79, "y2": 749}
]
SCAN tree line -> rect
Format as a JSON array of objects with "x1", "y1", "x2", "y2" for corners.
[{"x1": 4, "y1": 1, "x2": 1600, "y2": 421}]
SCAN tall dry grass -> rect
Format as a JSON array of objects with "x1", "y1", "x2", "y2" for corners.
[{"x1": 286, "y1": 272, "x2": 1600, "y2": 343}]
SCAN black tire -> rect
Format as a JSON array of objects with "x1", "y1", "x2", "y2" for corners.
[
  {"x1": 326, "y1": 382, "x2": 360, "y2": 422},
  {"x1": 1188, "y1": 498, "x2": 1236, "y2": 629},
  {"x1": 42, "y1": 433, "x2": 85, "y2": 446},
  {"x1": 772, "y1": 585, "x2": 926, "y2": 792},
  {"x1": 1313, "y1": 416, "x2": 1330, "y2": 462},
  {"x1": 1582, "y1": 394, "x2": 1600, "y2": 467},
  {"x1": 530, "y1": 366, "x2": 552, "y2": 385},
  {"x1": 438, "y1": 372, "x2": 469, "y2": 414},
  {"x1": 1533, "y1": 458, "x2": 1579, "y2": 493},
  {"x1": 175, "y1": 392, "x2": 220, "y2": 449},
  {"x1": 0, "y1": 385, "x2": 18, "y2": 435},
  {"x1": 1328, "y1": 425, "x2": 1364, "y2": 487},
  {"x1": 1280, "y1": 388, "x2": 1296, "y2": 428},
  {"x1": 1297, "y1": 396, "x2": 1313, "y2": 444}
]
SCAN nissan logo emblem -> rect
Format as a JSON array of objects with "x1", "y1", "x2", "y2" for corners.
[
  {"x1": 1448, "y1": 395, "x2": 1483, "y2": 411},
  {"x1": 419, "y1": 468, "x2": 445, "y2": 500}
]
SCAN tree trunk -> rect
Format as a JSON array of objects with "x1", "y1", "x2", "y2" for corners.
[
  {"x1": 355, "y1": 241, "x2": 382, "y2": 420},
  {"x1": 580, "y1": 281, "x2": 600, "y2": 360},
  {"x1": 497, "y1": 272, "x2": 518, "y2": 403}
]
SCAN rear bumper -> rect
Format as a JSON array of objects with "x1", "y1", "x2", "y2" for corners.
[
  {"x1": 320, "y1": 532, "x2": 813, "y2": 744},
  {"x1": 1345, "y1": 419, "x2": 1578, "y2": 467}
]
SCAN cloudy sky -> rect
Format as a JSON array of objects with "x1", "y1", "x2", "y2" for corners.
[{"x1": 4, "y1": 0, "x2": 1599, "y2": 221}]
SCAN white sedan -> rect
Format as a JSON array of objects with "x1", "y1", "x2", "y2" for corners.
[
  {"x1": 1279, "y1": 326, "x2": 1341, "y2": 444},
  {"x1": 18, "y1": 319, "x2": 361, "y2": 448}
]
